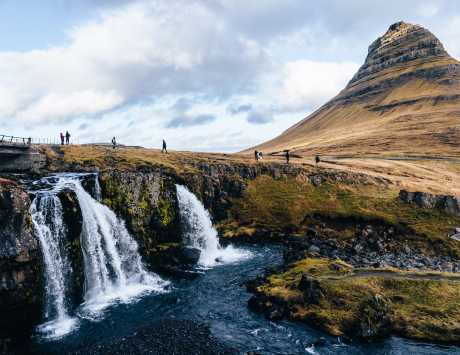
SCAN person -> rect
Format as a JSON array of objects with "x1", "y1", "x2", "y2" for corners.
[
  {"x1": 162, "y1": 139, "x2": 168, "y2": 154},
  {"x1": 258, "y1": 151, "x2": 263, "y2": 160},
  {"x1": 254, "y1": 150, "x2": 259, "y2": 161},
  {"x1": 60, "y1": 132, "x2": 64, "y2": 145},
  {"x1": 65, "y1": 131, "x2": 71, "y2": 145},
  {"x1": 315, "y1": 155, "x2": 321, "y2": 165},
  {"x1": 285, "y1": 150, "x2": 290, "y2": 164},
  {"x1": 111, "y1": 136, "x2": 117, "y2": 149}
]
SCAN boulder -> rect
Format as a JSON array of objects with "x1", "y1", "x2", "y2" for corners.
[
  {"x1": 355, "y1": 294, "x2": 392, "y2": 341},
  {"x1": 298, "y1": 274, "x2": 323, "y2": 304}
]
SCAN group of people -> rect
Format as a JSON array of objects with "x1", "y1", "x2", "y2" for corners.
[
  {"x1": 109, "y1": 137, "x2": 168, "y2": 153},
  {"x1": 254, "y1": 149, "x2": 321, "y2": 165},
  {"x1": 59, "y1": 131, "x2": 71, "y2": 145}
]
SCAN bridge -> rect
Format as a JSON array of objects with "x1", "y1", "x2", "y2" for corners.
[{"x1": 0, "y1": 135, "x2": 46, "y2": 172}]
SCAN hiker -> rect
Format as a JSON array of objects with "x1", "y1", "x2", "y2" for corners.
[
  {"x1": 60, "y1": 132, "x2": 64, "y2": 145},
  {"x1": 285, "y1": 150, "x2": 290, "y2": 164},
  {"x1": 315, "y1": 155, "x2": 321, "y2": 165},
  {"x1": 254, "y1": 150, "x2": 259, "y2": 161},
  {"x1": 258, "y1": 151, "x2": 263, "y2": 160},
  {"x1": 111, "y1": 137, "x2": 117, "y2": 149},
  {"x1": 162, "y1": 139, "x2": 168, "y2": 154},
  {"x1": 65, "y1": 131, "x2": 71, "y2": 145}
]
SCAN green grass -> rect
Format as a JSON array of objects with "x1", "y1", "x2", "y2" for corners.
[
  {"x1": 224, "y1": 175, "x2": 460, "y2": 256},
  {"x1": 257, "y1": 257, "x2": 460, "y2": 342}
]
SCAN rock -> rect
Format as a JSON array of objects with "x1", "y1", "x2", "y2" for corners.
[
  {"x1": 308, "y1": 245, "x2": 320, "y2": 254},
  {"x1": 356, "y1": 294, "x2": 392, "y2": 341},
  {"x1": 298, "y1": 274, "x2": 323, "y2": 304}
]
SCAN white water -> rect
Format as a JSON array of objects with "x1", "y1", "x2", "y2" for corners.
[
  {"x1": 30, "y1": 191, "x2": 78, "y2": 339},
  {"x1": 31, "y1": 174, "x2": 168, "y2": 338},
  {"x1": 176, "y1": 184, "x2": 251, "y2": 268},
  {"x1": 64, "y1": 177, "x2": 168, "y2": 318},
  {"x1": 93, "y1": 174, "x2": 102, "y2": 201}
]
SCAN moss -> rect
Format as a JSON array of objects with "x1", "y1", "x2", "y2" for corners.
[
  {"x1": 226, "y1": 175, "x2": 460, "y2": 256},
  {"x1": 157, "y1": 196, "x2": 175, "y2": 226},
  {"x1": 256, "y1": 257, "x2": 460, "y2": 343}
]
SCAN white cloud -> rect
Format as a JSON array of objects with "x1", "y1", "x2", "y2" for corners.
[
  {"x1": 0, "y1": 0, "x2": 266, "y2": 123},
  {"x1": 278, "y1": 60, "x2": 359, "y2": 111}
]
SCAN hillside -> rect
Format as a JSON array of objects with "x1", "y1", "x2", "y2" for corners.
[{"x1": 250, "y1": 21, "x2": 460, "y2": 157}]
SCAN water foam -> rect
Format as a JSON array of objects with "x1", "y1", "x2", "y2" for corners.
[{"x1": 176, "y1": 184, "x2": 251, "y2": 268}]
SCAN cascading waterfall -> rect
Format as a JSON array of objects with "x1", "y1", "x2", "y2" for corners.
[
  {"x1": 30, "y1": 187, "x2": 78, "y2": 339},
  {"x1": 176, "y1": 184, "x2": 251, "y2": 268},
  {"x1": 30, "y1": 174, "x2": 168, "y2": 338},
  {"x1": 93, "y1": 174, "x2": 102, "y2": 201},
  {"x1": 68, "y1": 178, "x2": 168, "y2": 316}
]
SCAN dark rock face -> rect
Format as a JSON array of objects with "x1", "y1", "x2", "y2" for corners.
[
  {"x1": 350, "y1": 21, "x2": 449, "y2": 85},
  {"x1": 0, "y1": 180, "x2": 42, "y2": 341},
  {"x1": 399, "y1": 189, "x2": 460, "y2": 216},
  {"x1": 355, "y1": 294, "x2": 393, "y2": 341},
  {"x1": 298, "y1": 274, "x2": 323, "y2": 304},
  {"x1": 335, "y1": 21, "x2": 460, "y2": 106},
  {"x1": 57, "y1": 189, "x2": 84, "y2": 308},
  {"x1": 99, "y1": 170, "x2": 182, "y2": 263}
]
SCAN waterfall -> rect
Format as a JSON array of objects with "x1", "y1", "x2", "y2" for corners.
[
  {"x1": 93, "y1": 174, "x2": 102, "y2": 201},
  {"x1": 30, "y1": 174, "x2": 168, "y2": 338},
  {"x1": 30, "y1": 190, "x2": 78, "y2": 339},
  {"x1": 176, "y1": 185, "x2": 251, "y2": 268},
  {"x1": 68, "y1": 178, "x2": 168, "y2": 317}
]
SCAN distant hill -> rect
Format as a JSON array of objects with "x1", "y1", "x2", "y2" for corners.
[{"x1": 247, "y1": 22, "x2": 460, "y2": 157}]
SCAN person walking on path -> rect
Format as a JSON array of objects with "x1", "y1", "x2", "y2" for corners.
[
  {"x1": 65, "y1": 131, "x2": 71, "y2": 145},
  {"x1": 284, "y1": 150, "x2": 290, "y2": 164},
  {"x1": 162, "y1": 139, "x2": 168, "y2": 154},
  {"x1": 60, "y1": 132, "x2": 64, "y2": 145},
  {"x1": 111, "y1": 137, "x2": 117, "y2": 149},
  {"x1": 254, "y1": 150, "x2": 259, "y2": 161}
]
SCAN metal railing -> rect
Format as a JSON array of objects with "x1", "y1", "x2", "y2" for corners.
[
  {"x1": 0, "y1": 134, "x2": 31, "y2": 145},
  {"x1": 0, "y1": 134, "x2": 80, "y2": 146}
]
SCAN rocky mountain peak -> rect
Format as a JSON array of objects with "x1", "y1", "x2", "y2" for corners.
[{"x1": 349, "y1": 21, "x2": 450, "y2": 85}]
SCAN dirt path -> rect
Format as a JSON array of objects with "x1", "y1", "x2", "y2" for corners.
[{"x1": 325, "y1": 269, "x2": 460, "y2": 282}]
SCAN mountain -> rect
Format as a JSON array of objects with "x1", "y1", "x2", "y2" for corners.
[{"x1": 250, "y1": 22, "x2": 460, "y2": 157}]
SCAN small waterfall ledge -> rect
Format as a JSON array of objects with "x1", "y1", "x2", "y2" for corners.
[
  {"x1": 30, "y1": 174, "x2": 168, "y2": 339},
  {"x1": 176, "y1": 184, "x2": 251, "y2": 268}
]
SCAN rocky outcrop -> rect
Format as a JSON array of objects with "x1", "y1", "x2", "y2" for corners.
[
  {"x1": 399, "y1": 190, "x2": 460, "y2": 216},
  {"x1": 0, "y1": 179, "x2": 42, "y2": 340},
  {"x1": 99, "y1": 170, "x2": 182, "y2": 264}
]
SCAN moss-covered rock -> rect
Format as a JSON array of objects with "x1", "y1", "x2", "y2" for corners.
[
  {"x1": 99, "y1": 170, "x2": 182, "y2": 263},
  {"x1": 250, "y1": 257, "x2": 460, "y2": 344}
]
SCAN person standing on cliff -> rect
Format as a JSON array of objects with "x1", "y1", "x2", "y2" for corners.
[
  {"x1": 254, "y1": 150, "x2": 259, "y2": 161},
  {"x1": 162, "y1": 139, "x2": 168, "y2": 154},
  {"x1": 65, "y1": 131, "x2": 71, "y2": 145},
  {"x1": 60, "y1": 132, "x2": 64, "y2": 145},
  {"x1": 111, "y1": 137, "x2": 117, "y2": 149},
  {"x1": 285, "y1": 150, "x2": 290, "y2": 164}
]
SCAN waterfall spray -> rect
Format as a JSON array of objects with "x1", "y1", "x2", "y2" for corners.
[
  {"x1": 176, "y1": 185, "x2": 251, "y2": 268},
  {"x1": 31, "y1": 173, "x2": 168, "y2": 338},
  {"x1": 30, "y1": 190, "x2": 78, "y2": 339}
]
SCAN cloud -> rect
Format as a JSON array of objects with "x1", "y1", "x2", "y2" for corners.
[
  {"x1": 5, "y1": 0, "x2": 460, "y2": 152},
  {"x1": 227, "y1": 103, "x2": 253, "y2": 115},
  {"x1": 247, "y1": 110, "x2": 274, "y2": 124},
  {"x1": 166, "y1": 114, "x2": 216, "y2": 128},
  {"x1": 278, "y1": 60, "x2": 359, "y2": 111},
  {"x1": 0, "y1": 0, "x2": 266, "y2": 123}
]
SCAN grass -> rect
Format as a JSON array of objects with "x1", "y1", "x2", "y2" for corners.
[
  {"x1": 257, "y1": 257, "x2": 460, "y2": 342},
  {"x1": 224, "y1": 175, "x2": 460, "y2": 256}
]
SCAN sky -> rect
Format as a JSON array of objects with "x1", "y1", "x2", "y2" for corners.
[{"x1": 2, "y1": 0, "x2": 460, "y2": 152}]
